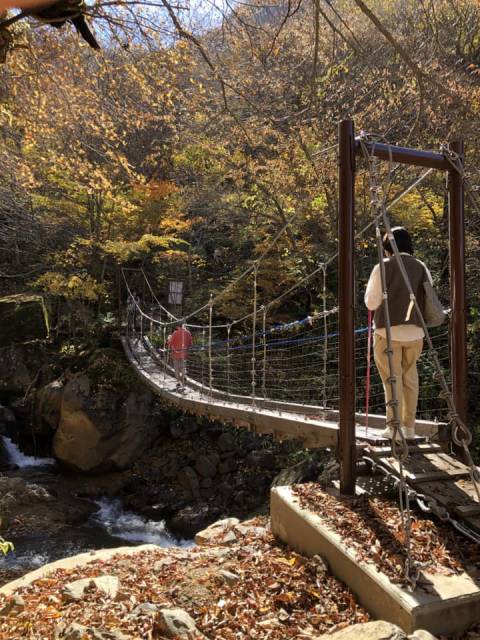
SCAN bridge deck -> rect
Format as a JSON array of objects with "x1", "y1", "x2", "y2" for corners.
[
  {"x1": 123, "y1": 337, "x2": 443, "y2": 448},
  {"x1": 123, "y1": 337, "x2": 337, "y2": 448}
]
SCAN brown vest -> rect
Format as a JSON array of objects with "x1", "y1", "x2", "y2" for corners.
[{"x1": 374, "y1": 254, "x2": 426, "y2": 329}]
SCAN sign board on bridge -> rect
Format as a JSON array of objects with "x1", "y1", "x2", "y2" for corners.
[{"x1": 168, "y1": 281, "x2": 183, "y2": 305}]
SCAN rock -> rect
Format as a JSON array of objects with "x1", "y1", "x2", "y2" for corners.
[
  {"x1": 234, "y1": 489, "x2": 248, "y2": 507},
  {"x1": 53, "y1": 373, "x2": 162, "y2": 473},
  {"x1": 217, "y1": 432, "x2": 236, "y2": 452},
  {"x1": 234, "y1": 524, "x2": 267, "y2": 539},
  {"x1": 169, "y1": 415, "x2": 199, "y2": 438},
  {"x1": 35, "y1": 379, "x2": 64, "y2": 433},
  {"x1": 57, "y1": 623, "x2": 132, "y2": 639},
  {"x1": 195, "y1": 454, "x2": 218, "y2": 478},
  {"x1": 157, "y1": 607, "x2": 202, "y2": 639},
  {"x1": 195, "y1": 517, "x2": 240, "y2": 545},
  {"x1": 245, "y1": 450, "x2": 275, "y2": 470},
  {"x1": 130, "y1": 602, "x2": 158, "y2": 618},
  {"x1": 0, "y1": 404, "x2": 15, "y2": 428},
  {"x1": 312, "y1": 554, "x2": 328, "y2": 574},
  {"x1": 218, "y1": 481, "x2": 234, "y2": 499},
  {"x1": 0, "y1": 476, "x2": 52, "y2": 514},
  {"x1": 316, "y1": 621, "x2": 407, "y2": 640},
  {"x1": 0, "y1": 474, "x2": 96, "y2": 534},
  {"x1": 0, "y1": 595, "x2": 25, "y2": 615},
  {"x1": 408, "y1": 631, "x2": 438, "y2": 640},
  {"x1": 218, "y1": 569, "x2": 240, "y2": 586},
  {"x1": 177, "y1": 466, "x2": 200, "y2": 499},
  {"x1": 0, "y1": 294, "x2": 49, "y2": 347},
  {"x1": 62, "y1": 575, "x2": 120, "y2": 602},
  {"x1": 272, "y1": 450, "x2": 331, "y2": 487},
  {"x1": 167, "y1": 504, "x2": 222, "y2": 538},
  {"x1": 218, "y1": 459, "x2": 237, "y2": 474},
  {"x1": 222, "y1": 530, "x2": 238, "y2": 544},
  {"x1": 153, "y1": 558, "x2": 176, "y2": 573},
  {"x1": 0, "y1": 342, "x2": 45, "y2": 396}
]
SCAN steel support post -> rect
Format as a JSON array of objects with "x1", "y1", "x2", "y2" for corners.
[
  {"x1": 448, "y1": 140, "x2": 468, "y2": 455},
  {"x1": 338, "y1": 120, "x2": 356, "y2": 495}
]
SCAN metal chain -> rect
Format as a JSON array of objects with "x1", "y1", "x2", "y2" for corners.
[
  {"x1": 363, "y1": 454, "x2": 480, "y2": 545},
  {"x1": 262, "y1": 306, "x2": 267, "y2": 400},
  {"x1": 226, "y1": 324, "x2": 231, "y2": 399},
  {"x1": 201, "y1": 328, "x2": 206, "y2": 398},
  {"x1": 322, "y1": 265, "x2": 328, "y2": 409},
  {"x1": 208, "y1": 295, "x2": 213, "y2": 400},
  {"x1": 367, "y1": 150, "x2": 417, "y2": 590},
  {"x1": 365, "y1": 138, "x2": 480, "y2": 503},
  {"x1": 251, "y1": 262, "x2": 258, "y2": 410},
  {"x1": 163, "y1": 326, "x2": 167, "y2": 381}
]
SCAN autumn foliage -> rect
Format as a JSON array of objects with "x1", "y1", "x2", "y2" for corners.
[{"x1": 0, "y1": 0, "x2": 479, "y2": 415}]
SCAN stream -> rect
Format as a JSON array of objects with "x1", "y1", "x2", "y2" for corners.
[{"x1": 0, "y1": 437, "x2": 189, "y2": 584}]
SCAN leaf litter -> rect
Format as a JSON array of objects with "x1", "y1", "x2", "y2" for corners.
[
  {"x1": 292, "y1": 484, "x2": 480, "y2": 589},
  {"x1": 0, "y1": 516, "x2": 369, "y2": 639}
]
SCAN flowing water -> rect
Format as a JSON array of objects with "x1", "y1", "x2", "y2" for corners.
[
  {"x1": 1, "y1": 436, "x2": 55, "y2": 468},
  {"x1": 0, "y1": 437, "x2": 189, "y2": 583}
]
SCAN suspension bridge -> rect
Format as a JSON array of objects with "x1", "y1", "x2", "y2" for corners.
[{"x1": 122, "y1": 121, "x2": 480, "y2": 582}]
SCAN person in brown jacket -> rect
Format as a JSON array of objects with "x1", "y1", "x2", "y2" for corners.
[{"x1": 365, "y1": 227, "x2": 433, "y2": 440}]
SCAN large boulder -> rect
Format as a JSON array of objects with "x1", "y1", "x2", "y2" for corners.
[
  {"x1": 53, "y1": 374, "x2": 164, "y2": 473},
  {"x1": 35, "y1": 379, "x2": 64, "y2": 434},
  {"x1": 0, "y1": 294, "x2": 49, "y2": 347}
]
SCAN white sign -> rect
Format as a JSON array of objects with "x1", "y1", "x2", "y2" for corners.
[{"x1": 168, "y1": 280, "x2": 183, "y2": 305}]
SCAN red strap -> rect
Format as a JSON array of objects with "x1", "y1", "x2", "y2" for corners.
[{"x1": 365, "y1": 309, "x2": 373, "y2": 428}]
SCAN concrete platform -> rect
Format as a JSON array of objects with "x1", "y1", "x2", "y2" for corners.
[{"x1": 271, "y1": 486, "x2": 480, "y2": 636}]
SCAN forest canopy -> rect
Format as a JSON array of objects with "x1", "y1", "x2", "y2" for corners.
[{"x1": 0, "y1": 0, "x2": 479, "y2": 395}]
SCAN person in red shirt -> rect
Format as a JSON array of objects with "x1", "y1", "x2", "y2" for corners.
[{"x1": 167, "y1": 324, "x2": 193, "y2": 392}]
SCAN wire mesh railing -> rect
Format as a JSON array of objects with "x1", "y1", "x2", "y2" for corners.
[{"x1": 127, "y1": 286, "x2": 451, "y2": 423}]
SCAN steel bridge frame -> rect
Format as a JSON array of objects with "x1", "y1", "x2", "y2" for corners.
[{"x1": 338, "y1": 119, "x2": 466, "y2": 495}]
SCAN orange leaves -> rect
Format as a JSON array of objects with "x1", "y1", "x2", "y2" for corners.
[{"x1": 134, "y1": 180, "x2": 179, "y2": 199}]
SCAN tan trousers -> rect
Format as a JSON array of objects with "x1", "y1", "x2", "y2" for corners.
[{"x1": 373, "y1": 334, "x2": 423, "y2": 430}]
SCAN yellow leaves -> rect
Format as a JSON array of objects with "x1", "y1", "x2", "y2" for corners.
[
  {"x1": 104, "y1": 234, "x2": 189, "y2": 264},
  {"x1": 32, "y1": 272, "x2": 106, "y2": 302},
  {"x1": 276, "y1": 556, "x2": 297, "y2": 567},
  {"x1": 389, "y1": 190, "x2": 443, "y2": 231}
]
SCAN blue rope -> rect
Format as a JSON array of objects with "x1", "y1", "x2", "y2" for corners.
[{"x1": 186, "y1": 326, "x2": 369, "y2": 353}]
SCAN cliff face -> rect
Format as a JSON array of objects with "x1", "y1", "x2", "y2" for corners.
[{"x1": 0, "y1": 295, "x2": 49, "y2": 348}]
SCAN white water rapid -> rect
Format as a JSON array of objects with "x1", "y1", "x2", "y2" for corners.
[
  {"x1": 92, "y1": 497, "x2": 191, "y2": 547},
  {"x1": 1, "y1": 436, "x2": 55, "y2": 467}
]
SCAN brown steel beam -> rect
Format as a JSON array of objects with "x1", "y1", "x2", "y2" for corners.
[
  {"x1": 338, "y1": 120, "x2": 356, "y2": 495},
  {"x1": 448, "y1": 140, "x2": 468, "y2": 458},
  {"x1": 355, "y1": 140, "x2": 449, "y2": 171}
]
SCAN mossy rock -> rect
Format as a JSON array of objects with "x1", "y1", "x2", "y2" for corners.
[{"x1": 0, "y1": 294, "x2": 49, "y2": 347}]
